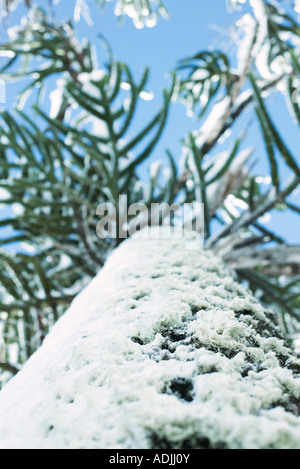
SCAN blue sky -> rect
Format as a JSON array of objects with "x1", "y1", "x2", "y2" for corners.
[{"x1": 1, "y1": 0, "x2": 299, "y2": 244}]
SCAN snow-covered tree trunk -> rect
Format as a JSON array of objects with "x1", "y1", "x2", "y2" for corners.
[{"x1": 0, "y1": 229, "x2": 299, "y2": 449}]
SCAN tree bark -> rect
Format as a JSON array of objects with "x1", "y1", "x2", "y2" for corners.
[{"x1": 0, "y1": 228, "x2": 299, "y2": 449}]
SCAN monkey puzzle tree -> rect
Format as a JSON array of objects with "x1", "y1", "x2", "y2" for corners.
[{"x1": 0, "y1": 0, "x2": 299, "y2": 449}]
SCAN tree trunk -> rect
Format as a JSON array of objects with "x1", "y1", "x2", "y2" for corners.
[{"x1": 0, "y1": 228, "x2": 299, "y2": 449}]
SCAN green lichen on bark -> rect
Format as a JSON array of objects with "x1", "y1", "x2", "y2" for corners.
[{"x1": 0, "y1": 229, "x2": 299, "y2": 449}]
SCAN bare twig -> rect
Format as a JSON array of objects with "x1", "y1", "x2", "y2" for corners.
[
  {"x1": 224, "y1": 245, "x2": 300, "y2": 274},
  {"x1": 208, "y1": 176, "x2": 300, "y2": 248}
]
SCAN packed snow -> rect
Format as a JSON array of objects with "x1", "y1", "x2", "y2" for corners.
[{"x1": 0, "y1": 228, "x2": 299, "y2": 449}]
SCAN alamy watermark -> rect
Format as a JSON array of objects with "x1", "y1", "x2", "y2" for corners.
[
  {"x1": 0, "y1": 79, "x2": 6, "y2": 104},
  {"x1": 292, "y1": 80, "x2": 300, "y2": 105},
  {"x1": 0, "y1": 340, "x2": 6, "y2": 365},
  {"x1": 95, "y1": 196, "x2": 205, "y2": 246}
]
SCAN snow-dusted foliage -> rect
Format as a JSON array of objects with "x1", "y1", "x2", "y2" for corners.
[
  {"x1": 0, "y1": 228, "x2": 299, "y2": 449},
  {"x1": 1, "y1": 0, "x2": 169, "y2": 28}
]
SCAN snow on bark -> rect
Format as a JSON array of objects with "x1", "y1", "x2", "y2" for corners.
[{"x1": 0, "y1": 228, "x2": 299, "y2": 449}]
